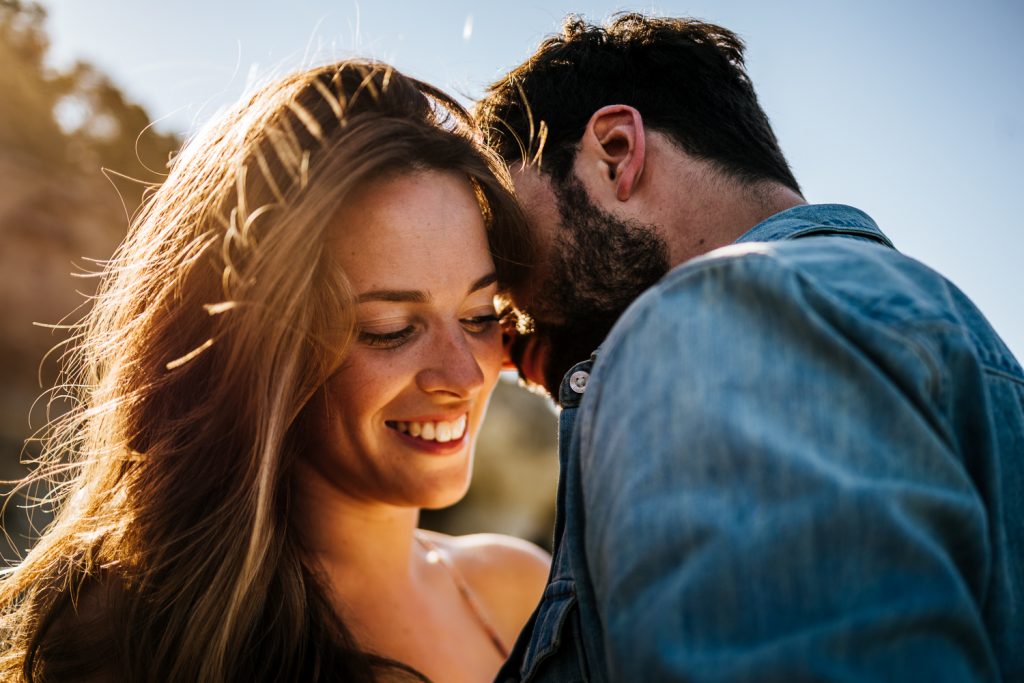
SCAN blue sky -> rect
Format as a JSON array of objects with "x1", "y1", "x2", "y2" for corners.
[{"x1": 40, "y1": 0, "x2": 1024, "y2": 360}]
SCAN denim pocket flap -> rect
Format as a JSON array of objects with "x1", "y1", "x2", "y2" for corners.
[{"x1": 520, "y1": 578, "x2": 578, "y2": 681}]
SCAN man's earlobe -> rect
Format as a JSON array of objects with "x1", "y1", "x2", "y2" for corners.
[{"x1": 584, "y1": 105, "x2": 646, "y2": 202}]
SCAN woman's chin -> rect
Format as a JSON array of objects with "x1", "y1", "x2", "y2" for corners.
[{"x1": 415, "y1": 477, "x2": 472, "y2": 511}]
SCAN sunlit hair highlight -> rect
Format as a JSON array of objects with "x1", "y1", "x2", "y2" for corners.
[{"x1": 1, "y1": 60, "x2": 526, "y2": 681}]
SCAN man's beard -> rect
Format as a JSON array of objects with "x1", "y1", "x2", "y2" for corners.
[{"x1": 520, "y1": 175, "x2": 670, "y2": 395}]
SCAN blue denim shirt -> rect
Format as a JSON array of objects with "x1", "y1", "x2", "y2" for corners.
[{"x1": 496, "y1": 204, "x2": 1024, "y2": 683}]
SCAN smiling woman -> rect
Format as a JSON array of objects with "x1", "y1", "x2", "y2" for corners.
[
  {"x1": 302, "y1": 171, "x2": 504, "y2": 513},
  {"x1": 0, "y1": 60, "x2": 548, "y2": 682}
]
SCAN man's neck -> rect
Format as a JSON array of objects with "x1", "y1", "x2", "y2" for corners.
[{"x1": 667, "y1": 181, "x2": 806, "y2": 268}]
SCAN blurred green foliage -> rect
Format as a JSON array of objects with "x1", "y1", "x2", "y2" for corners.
[
  {"x1": 0, "y1": 0, "x2": 180, "y2": 209},
  {"x1": 0, "y1": 0, "x2": 64, "y2": 166}
]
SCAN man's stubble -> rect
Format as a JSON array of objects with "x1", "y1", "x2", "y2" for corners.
[{"x1": 524, "y1": 175, "x2": 671, "y2": 394}]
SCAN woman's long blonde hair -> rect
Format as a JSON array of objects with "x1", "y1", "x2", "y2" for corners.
[{"x1": 0, "y1": 60, "x2": 527, "y2": 681}]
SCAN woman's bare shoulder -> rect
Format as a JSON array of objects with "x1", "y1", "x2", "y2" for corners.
[
  {"x1": 430, "y1": 531, "x2": 551, "y2": 583},
  {"x1": 420, "y1": 530, "x2": 550, "y2": 642}
]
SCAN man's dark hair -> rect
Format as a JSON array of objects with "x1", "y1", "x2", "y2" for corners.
[{"x1": 476, "y1": 13, "x2": 800, "y2": 194}]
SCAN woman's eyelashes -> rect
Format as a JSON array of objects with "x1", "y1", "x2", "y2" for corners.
[
  {"x1": 359, "y1": 325, "x2": 417, "y2": 349},
  {"x1": 460, "y1": 313, "x2": 501, "y2": 334},
  {"x1": 357, "y1": 311, "x2": 500, "y2": 350}
]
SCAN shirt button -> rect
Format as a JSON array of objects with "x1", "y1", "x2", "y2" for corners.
[{"x1": 569, "y1": 370, "x2": 589, "y2": 394}]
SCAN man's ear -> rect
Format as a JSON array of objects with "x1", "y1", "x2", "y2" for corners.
[{"x1": 580, "y1": 105, "x2": 646, "y2": 202}]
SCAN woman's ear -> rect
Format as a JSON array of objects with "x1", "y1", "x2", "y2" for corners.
[{"x1": 579, "y1": 105, "x2": 646, "y2": 202}]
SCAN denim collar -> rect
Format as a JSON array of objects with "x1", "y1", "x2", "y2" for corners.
[{"x1": 735, "y1": 204, "x2": 894, "y2": 249}]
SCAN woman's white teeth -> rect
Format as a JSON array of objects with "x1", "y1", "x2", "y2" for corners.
[
  {"x1": 394, "y1": 415, "x2": 467, "y2": 443},
  {"x1": 435, "y1": 422, "x2": 452, "y2": 442},
  {"x1": 452, "y1": 415, "x2": 467, "y2": 439}
]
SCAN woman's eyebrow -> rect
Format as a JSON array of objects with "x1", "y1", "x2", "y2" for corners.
[
  {"x1": 468, "y1": 272, "x2": 498, "y2": 294},
  {"x1": 356, "y1": 272, "x2": 497, "y2": 304},
  {"x1": 357, "y1": 289, "x2": 428, "y2": 303}
]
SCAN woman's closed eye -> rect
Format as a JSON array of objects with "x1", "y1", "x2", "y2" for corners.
[
  {"x1": 359, "y1": 325, "x2": 416, "y2": 349},
  {"x1": 357, "y1": 310, "x2": 500, "y2": 350},
  {"x1": 461, "y1": 313, "x2": 500, "y2": 334}
]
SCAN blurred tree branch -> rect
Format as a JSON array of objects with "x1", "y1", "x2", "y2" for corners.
[{"x1": 0, "y1": 0, "x2": 180, "y2": 213}]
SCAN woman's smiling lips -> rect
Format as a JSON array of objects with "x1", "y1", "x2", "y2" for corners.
[{"x1": 385, "y1": 414, "x2": 469, "y2": 455}]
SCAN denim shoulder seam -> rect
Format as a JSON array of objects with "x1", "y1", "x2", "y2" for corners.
[
  {"x1": 982, "y1": 365, "x2": 1024, "y2": 385},
  {"x1": 781, "y1": 266, "x2": 960, "y2": 456}
]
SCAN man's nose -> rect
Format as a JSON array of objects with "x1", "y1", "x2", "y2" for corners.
[{"x1": 415, "y1": 326, "x2": 487, "y2": 398}]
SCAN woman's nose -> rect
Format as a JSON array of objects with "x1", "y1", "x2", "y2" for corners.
[{"x1": 415, "y1": 327, "x2": 487, "y2": 398}]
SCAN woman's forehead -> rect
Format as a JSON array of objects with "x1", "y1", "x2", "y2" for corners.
[{"x1": 328, "y1": 170, "x2": 495, "y2": 295}]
